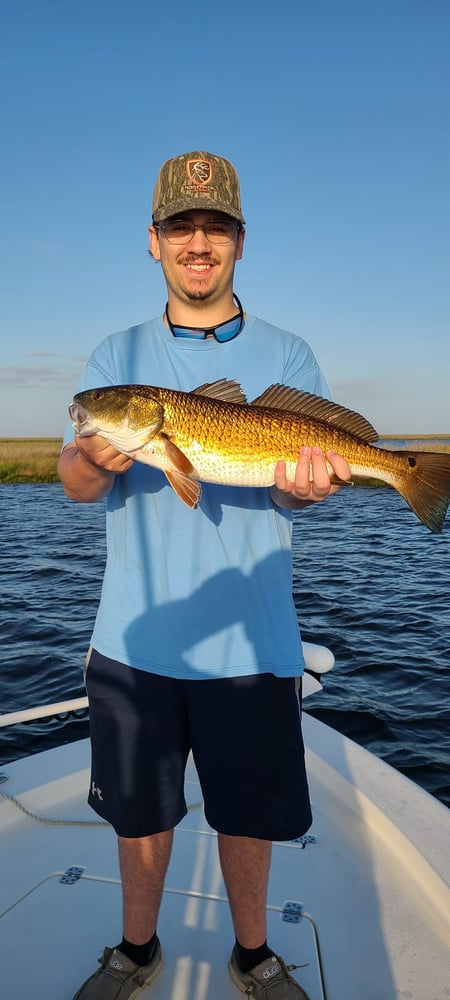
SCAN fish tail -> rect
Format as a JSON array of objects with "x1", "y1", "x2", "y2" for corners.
[{"x1": 395, "y1": 451, "x2": 450, "y2": 533}]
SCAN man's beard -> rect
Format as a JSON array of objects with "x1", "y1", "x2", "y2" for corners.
[
  {"x1": 185, "y1": 286, "x2": 215, "y2": 301},
  {"x1": 178, "y1": 254, "x2": 221, "y2": 303}
]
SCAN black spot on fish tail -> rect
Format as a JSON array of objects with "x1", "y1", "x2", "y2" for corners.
[{"x1": 394, "y1": 451, "x2": 450, "y2": 533}]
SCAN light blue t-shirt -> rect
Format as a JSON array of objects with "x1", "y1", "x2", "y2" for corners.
[{"x1": 63, "y1": 313, "x2": 330, "y2": 680}]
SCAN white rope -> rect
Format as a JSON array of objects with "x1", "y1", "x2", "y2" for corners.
[
  {"x1": 0, "y1": 789, "x2": 109, "y2": 826},
  {"x1": 0, "y1": 790, "x2": 203, "y2": 827}
]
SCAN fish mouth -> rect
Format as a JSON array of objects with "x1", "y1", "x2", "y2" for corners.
[{"x1": 69, "y1": 402, "x2": 93, "y2": 435}]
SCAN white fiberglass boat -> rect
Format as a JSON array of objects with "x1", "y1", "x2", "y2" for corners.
[{"x1": 0, "y1": 644, "x2": 448, "y2": 1000}]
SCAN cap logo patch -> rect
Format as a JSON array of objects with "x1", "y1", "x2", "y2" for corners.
[{"x1": 186, "y1": 159, "x2": 213, "y2": 188}]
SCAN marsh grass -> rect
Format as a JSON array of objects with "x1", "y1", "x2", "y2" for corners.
[
  {"x1": 0, "y1": 439, "x2": 62, "y2": 482},
  {"x1": 380, "y1": 437, "x2": 450, "y2": 452},
  {"x1": 0, "y1": 437, "x2": 449, "y2": 485}
]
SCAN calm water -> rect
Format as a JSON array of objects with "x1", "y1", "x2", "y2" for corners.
[{"x1": 1, "y1": 483, "x2": 449, "y2": 807}]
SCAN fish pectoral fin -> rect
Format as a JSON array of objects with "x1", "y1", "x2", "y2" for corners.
[
  {"x1": 192, "y1": 379, "x2": 248, "y2": 405},
  {"x1": 165, "y1": 471, "x2": 201, "y2": 508},
  {"x1": 161, "y1": 436, "x2": 195, "y2": 475},
  {"x1": 251, "y1": 386, "x2": 379, "y2": 444},
  {"x1": 159, "y1": 436, "x2": 201, "y2": 508}
]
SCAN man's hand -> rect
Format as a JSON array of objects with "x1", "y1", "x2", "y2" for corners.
[
  {"x1": 75, "y1": 434, "x2": 135, "y2": 474},
  {"x1": 270, "y1": 447, "x2": 352, "y2": 509},
  {"x1": 57, "y1": 435, "x2": 134, "y2": 503}
]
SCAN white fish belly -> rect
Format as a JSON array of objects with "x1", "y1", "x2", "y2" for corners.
[
  {"x1": 136, "y1": 438, "x2": 305, "y2": 488},
  {"x1": 185, "y1": 445, "x2": 284, "y2": 487}
]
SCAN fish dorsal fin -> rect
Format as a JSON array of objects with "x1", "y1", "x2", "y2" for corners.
[
  {"x1": 251, "y1": 385, "x2": 379, "y2": 443},
  {"x1": 192, "y1": 379, "x2": 248, "y2": 405}
]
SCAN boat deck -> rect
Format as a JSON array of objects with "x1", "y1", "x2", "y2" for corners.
[{"x1": 0, "y1": 715, "x2": 448, "y2": 999}]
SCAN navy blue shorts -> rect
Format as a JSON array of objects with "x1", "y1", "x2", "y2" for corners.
[{"x1": 86, "y1": 649, "x2": 312, "y2": 841}]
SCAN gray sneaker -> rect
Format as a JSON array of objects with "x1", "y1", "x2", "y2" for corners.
[
  {"x1": 228, "y1": 945, "x2": 312, "y2": 999},
  {"x1": 72, "y1": 940, "x2": 162, "y2": 999}
]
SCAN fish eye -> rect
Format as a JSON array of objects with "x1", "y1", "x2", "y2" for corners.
[{"x1": 93, "y1": 391, "x2": 105, "y2": 400}]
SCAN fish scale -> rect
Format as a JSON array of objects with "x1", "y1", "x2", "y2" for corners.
[{"x1": 160, "y1": 398, "x2": 358, "y2": 481}]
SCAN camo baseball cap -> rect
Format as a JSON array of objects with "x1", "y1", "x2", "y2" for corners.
[{"x1": 152, "y1": 151, "x2": 245, "y2": 224}]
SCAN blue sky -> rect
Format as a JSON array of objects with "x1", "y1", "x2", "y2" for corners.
[{"x1": 1, "y1": 0, "x2": 449, "y2": 436}]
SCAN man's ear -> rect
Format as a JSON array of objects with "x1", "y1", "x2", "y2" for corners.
[
  {"x1": 148, "y1": 225, "x2": 161, "y2": 261},
  {"x1": 235, "y1": 227, "x2": 245, "y2": 261}
]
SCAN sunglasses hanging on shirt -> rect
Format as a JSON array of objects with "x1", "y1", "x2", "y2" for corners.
[{"x1": 166, "y1": 295, "x2": 244, "y2": 343}]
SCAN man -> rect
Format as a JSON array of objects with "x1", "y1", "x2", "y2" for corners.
[{"x1": 59, "y1": 151, "x2": 350, "y2": 1000}]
